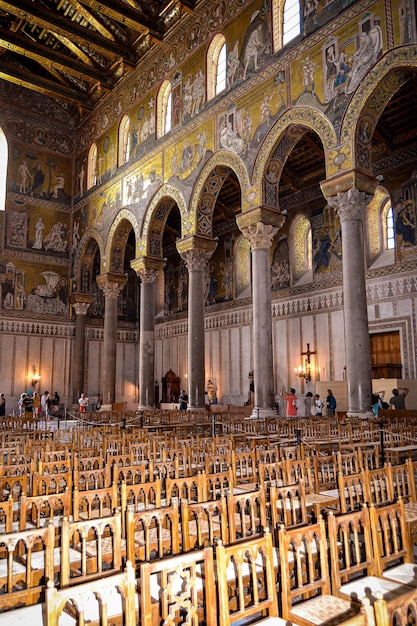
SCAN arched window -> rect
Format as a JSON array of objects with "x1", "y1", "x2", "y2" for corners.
[
  {"x1": 207, "y1": 34, "x2": 227, "y2": 100},
  {"x1": 0, "y1": 128, "x2": 7, "y2": 210},
  {"x1": 383, "y1": 202, "x2": 396, "y2": 250},
  {"x1": 283, "y1": 0, "x2": 301, "y2": 46},
  {"x1": 157, "y1": 80, "x2": 172, "y2": 138},
  {"x1": 87, "y1": 143, "x2": 97, "y2": 190},
  {"x1": 118, "y1": 115, "x2": 130, "y2": 166}
]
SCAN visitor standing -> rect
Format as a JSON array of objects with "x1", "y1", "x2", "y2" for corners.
[
  {"x1": 314, "y1": 394, "x2": 323, "y2": 417},
  {"x1": 179, "y1": 390, "x2": 188, "y2": 411},
  {"x1": 40, "y1": 391, "x2": 48, "y2": 417},
  {"x1": 304, "y1": 391, "x2": 314, "y2": 417},
  {"x1": 326, "y1": 389, "x2": 337, "y2": 416},
  {"x1": 78, "y1": 393, "x2": 89, "y2": 413},
  {"x1": 0, "y1": 393, "x2": 5, "y2": 417},
  {"x1": 280, "y1": 387, "x2": 298, "y2": 419},
  {"x1": 389, "y1": 387, "x2": 409, "y2": 410}
]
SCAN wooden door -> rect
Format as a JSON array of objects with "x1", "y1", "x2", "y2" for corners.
[{"x1": 370, "y1": 331, "x2": 402, "y2": 378}]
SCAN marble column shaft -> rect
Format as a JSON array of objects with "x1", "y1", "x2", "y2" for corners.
[
  {"x1": 72, "y1": 301, "x2": 90, "y2": 404},
  {"x1": 138, "y1": 269, "x2": 158, "y2": 409},
  {"x1": 327, "y1": 187, "x2": 373, "y2": 415},
  {"x1": 178, "y1": 237, "x2": 217, "y2": 409},
  {"x1": 240, "y1": 221, "x2": 278, "y2": 414},
  {"x1": 96, "y1": 275, "x2": 126, "y2": 406}
]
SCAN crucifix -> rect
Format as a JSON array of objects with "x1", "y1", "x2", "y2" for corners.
[{"x1": 301, "y1": 343, "x2": 316, "y2": 364}]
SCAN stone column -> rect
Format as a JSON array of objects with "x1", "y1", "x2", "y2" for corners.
[
  {"x1": 70, "y1": 296, "x2": 93, "y2": 404},
  {"x1": 322, "y1": 173, "x2": 377, "y2": 417},
  {"x1": 237, "y1": 208, "x2": 285, "y2": 418},
  {"x1": 131, "y1": 257, "x2": 165, "y2": 409},
  {"x1": 176, "y1": 235, "x2": 217, "y2": 409},
  {"x1": 96, "y1": 273, "x2": 127, "y2": 408}
]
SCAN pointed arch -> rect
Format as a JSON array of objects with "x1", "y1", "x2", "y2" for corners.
[
  {"x1": 252, "y1": 108, "x2": 337, "y2": 209},
  {"x1": 189, "y1": 151, "x2": 250, "y2": 234},
  {"x1": 340, "y1": 47, "x2": 417, "y2": 175},
  {"x1": 72, "y1": 231, "x2": 104, "y2": 296},
  {"x1": 141, "y1": 184, "x2": 188, "y2": 258},
  {"x1": 104, "y1": 208, "x2": 141, "y2": 262}
]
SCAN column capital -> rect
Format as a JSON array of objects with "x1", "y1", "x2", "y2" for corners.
[
  {"x1": 239, "y1": 220, "x2": 278, "y2": 250},
  {"x1": 96, "y1": 272, "x2": 127, "y2": 299},
  {"x1": 131, "y1": 256, "x2": 166, "y2": 275},
  {"x1": 320, "y1": 169, "x2": 378, "y2": 199},
  {"x1": 176, "y1": 235, "x2": 217, "y2": 271},
  {"x1": 72, "y1": 301, "x2": 91, "y2": 316},
  {"x1": 326, "y1": 187, "x2": 373, "y2": 223},
  {"x1": 236, "y1": 206, "x2": 285, "y2": 234},
  {"x1": 69, "y1": 293, "x2": 94, "y2": 307}
]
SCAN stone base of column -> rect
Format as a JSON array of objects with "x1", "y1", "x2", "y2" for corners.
[
  {"x1": 247, "y1": 407, "x2": 278, "y2": 419},
  {"x1": 346, "y1": 410, "x2": 374, "y2": 419},
  {"x1": 138, "y1": 404, "x2": 154, "y2": 410}
]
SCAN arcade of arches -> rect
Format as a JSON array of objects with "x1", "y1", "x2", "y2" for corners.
[{"x1": 0, "y1": 0, "x2": 417, "y2": 417}]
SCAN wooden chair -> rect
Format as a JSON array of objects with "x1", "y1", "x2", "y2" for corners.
[
  {"x1": 0, "y1": 520, "x2": 55, "y2": 611},
  {"x1": 203, "y1": 468, "x2": 234, "y2": 500},
  {"x1": 181, "y1": 494, "x2": 228, "y2": 551},
  {"x1": 73, "y1": 466, "x2": 112, "y2": 490},
  {"x1": 226, "y1": 486, "x2": 267, "y2": 543},
  {"x1": 337, "y1": 450, "x2": 361, "y2": 476},
  {"x1": 126, "y1": 499, "x2": 181, "y2": 563},
  {"x1": 269, "y1": 480, "x2": 308, "y2": 533},
  {"x1": 286, "y1": 458, "x2": 316, "y2": 493},
  {"x1": 258, "y1": 460, "x2": 287, "y2": 490},
  {"x1": 0, "y1": 495, "x2": 14, "y2": 533},
  {"x1": 60, "y1": 511, "x2": 124, "y2": 584},
  {"x1": 369, "y1": 499, "x2": 416, "y2": 586},
  {"x1": 72, "y1": 483, "x2": 119, "y2": 521},
  {"x1": 338, "y1": 470, "x2": 367, "y2": 513},
  {"x1": 232, "y1": 449, "x2": 258, "y2": 487},
  {"x1": 120, "y1": 478, "x2": 161, "y2": 512},
  {"x1": 165, "y1": 472, "x2": 206, "y2": 505},
  {"x1": 216, "y1": 528, "x2": 279, "y2": 626},
  {"x1": 328, "y1": 504, "x2": 416, "y2": 616},
  {"x1": 46, "y1": 560, "x2": 137, "y2": 626},
  {"x1": 19, "y1": 490, "x2": 71, "y2": 531},
  {"x1": 32, "y1": 470, "x2": 72, "y2": 495},
  {"x1": 278, "y1": 516, "x2": 373, "y2": 626},
  {"x1": 363, "y1": 466, "x2": 394, "y2": 507},
  {"x1": 139, "y1": 546, "x2": 217, "y2": 626},
  {"x1": 313, "y1": 453, "x2": 338, "y2": 490},
  {"x1": 391, "y1": 460, "x2": 416, "y2": 502}
]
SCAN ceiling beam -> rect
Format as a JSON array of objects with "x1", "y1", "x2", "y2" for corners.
[
  {"x1": 0, "y1": 26, "x2": 116, "y2": 86},
  {"x1": 77, "y1": 0, "x2": 165, "y2": 39},
  {"x1": 0, "y1": 0, "x2": 134, "y2": 63},
  {"x1": 0, "y1": 62, "x2": 94, "y2": 109}
]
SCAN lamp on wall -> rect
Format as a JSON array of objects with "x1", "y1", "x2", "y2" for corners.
[
  {"x1": 31, "y1": 365, "x2": 41, "y2": 388},
  {"x1": 294, "y1": 361, "x2": 311, "y2": 382},
  {"x1": 294, "y1": 343, "x2": 316, "y2": 383}
]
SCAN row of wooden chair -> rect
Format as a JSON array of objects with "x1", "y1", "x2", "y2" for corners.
[{"x1": 5, "y1": 498, "x2": 416, "y2": 626}]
